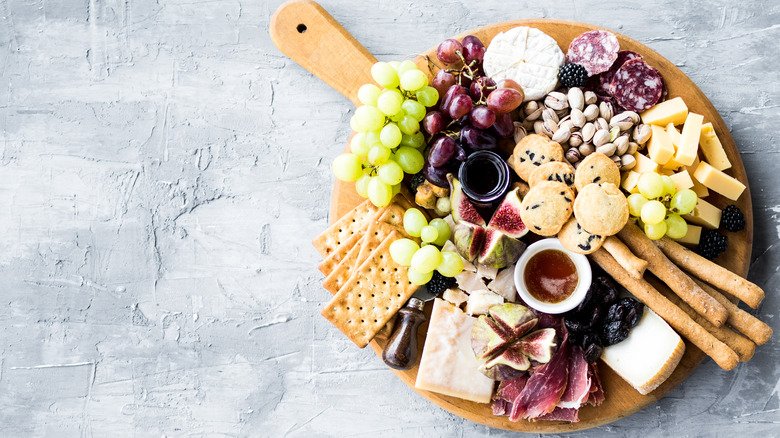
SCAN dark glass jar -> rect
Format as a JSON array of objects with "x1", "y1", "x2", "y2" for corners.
[{"x1": 458, "y1": 150, "x2": 511, "y2": 209}]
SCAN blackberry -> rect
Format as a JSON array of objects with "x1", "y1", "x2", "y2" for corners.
[
  {"x1": 425, "y1": 271, "x2": 457, "y2": 296},
  {"x1": 697, "y1": 230, "x2": 728, "y2": 259},
  {"x1": 409, "y1": 172, "x2": 426, "y2": 193},
  {"x1": 558, "y1": 63, "x2": 588, "y2": 88},
  {"x1": 722, "y1": 205, "x2": 746, "y2": 232}
]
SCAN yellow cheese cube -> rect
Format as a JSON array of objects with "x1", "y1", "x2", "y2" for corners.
[
  {"x1": 666, "y1": 123, "x2": 682, "y2": 148},
  {"x1": 693, "y1": 161, "x2": 746, "y2": 201},
  {"x1": 699, "y1": 123, "x2": 731, "y2": 171},
  {"x1": 633, "y1": 153, "x2": 659, "y2": 174},
  {"x1": 640, "y1": 97, "x2": 689, "y2": 126},
  {"x1": 647, "y1": 125, "x2": 675, "y2": 165},
  {"x1": 662, "y1": 157, "x2": 684, "y2": 170},
  {"x1": 674, "y1": 113, "x2": 703, "y2": 166},
  {"x1": 683, "y1": 198, "x2": 722, "y2": 229},
  {"x1": 669, "y1": 170, "x2": 694, "y2": 192},
  {"x1": 674, "y1": 224, "x2": 702, "y2": 245},
  {"x1": 684, "y1": 156, "x2": 710, "y2": 198},
  {"x1": 659, "y1": 168, "x2": 675, "y2": 176},
  {"x1": 621, "y1": 170, "x2": 641, "y2": 194}
]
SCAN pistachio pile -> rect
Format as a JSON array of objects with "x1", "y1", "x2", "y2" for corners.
[{"x1": 513, "y1": 87, "x2": 651, "y2": 170}]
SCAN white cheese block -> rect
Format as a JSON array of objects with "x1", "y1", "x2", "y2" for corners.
[
  {"x1": 455, "y1": 270, "x2": 487, "y2": 293},
  {"x1": 415, "y1": 299, "x2": 495, "y2": 403},
  {"x1": 483, "y1": 26, "x2": 565, "y2": 101},
  {"x1": 442, "y1": 287, "x2": 469, "y2": 307},
  {"x1": 465, "y1": 289, "x2": 505, "y2": 316},
  {"x1": 487, "y1": 265, "x2": 518, "y2": 302},
  {"x1": 600, "y1": 307, "x2": 685, "y2": 395}
]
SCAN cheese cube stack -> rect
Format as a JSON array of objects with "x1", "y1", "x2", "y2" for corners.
[
  {"x1": 699, "y1": 123, "x2": 731, "y2": 171},
  {"x1": 415, "y1": 299, "x2": 495, "y2": 403},
  {"x1": 674, "y1": 113, "x2": 703, "y2": 166},
  {"x1": 601, "y1": 307, "x2": 686, "y2": 395},
  {"x1": 684, "y1": 197, "x2": 722, "y2": 229},
  {"x1": 693, "y1": 161, "x2": 745, "y2": 201},
  {"x1": 640, "y1": 97, "x2": 689, "y2": 126}
]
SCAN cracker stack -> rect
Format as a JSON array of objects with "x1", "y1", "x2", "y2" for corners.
[{"x1": 312, "y1": 194, "x2": 422, "y2": 347}]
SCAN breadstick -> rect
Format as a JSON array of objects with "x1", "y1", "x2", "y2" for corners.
[
  {"x1": 602, "y1": 236, "x2": 647, "y2": 279},
  {"x1": 648, "y1": 277, "x2": 755, "y2": 362},
  {"x1": 692, "y1": 278, "x2": 772, "y2": 346},
  {"x1": 655, "y1": 237, "x2": 765, "y2": 309},
  {"x1": 590, "y1": 248, "x2": 739, "y2": 370},
  {"x1": 617, "y1": 222, "x2": 727, "y2": 327}
]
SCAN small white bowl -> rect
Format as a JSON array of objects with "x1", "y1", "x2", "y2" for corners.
[{"x1": 514, "y1": 238, "x2": 592, "y2": 314}]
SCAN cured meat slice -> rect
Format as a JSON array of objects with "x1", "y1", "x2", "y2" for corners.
[
  {"x1": 509, "y1": 338, "x2": 570, "y2": 421},
  {"x1": 492, "y1": 374, "x2": 529, "y2": 416},
  {"x1": 590, "y1": 50, "x2": 642, "y2": 95},
  {"x1": 557, "y1": 345, "x2": 591, "y2": 409},
  {"x1": 586, "y1": 362, "x2": 605, "y2": 407},
  {"x1": 537, "y1": 407, "x2": 579, "y2": 422},
  {"x1": 609, "y1": 58, "x2": 665, "y2": 112},
  {"x1": 566, "y1": 30, "x2": 620, "y2": 76}
]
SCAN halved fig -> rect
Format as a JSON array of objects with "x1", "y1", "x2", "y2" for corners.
[
  {"x1": 516, "y1": 328, "x2": 557, "y2": 363},
  {"x1": 447, "y1": 174, "x2": 486, "y2": 226},
  {"x1": 453, "y1": 221, "x2": 487, "y2": 262},
  {"x1": 477, "y1": 228, "x2": 526, "y2": 269},
  {"x1": 480, "y1": 346, "x2": 531, "y2": 380},
  {"x1": 487, "y1": 188, "x2": 528, "y2": 239}
]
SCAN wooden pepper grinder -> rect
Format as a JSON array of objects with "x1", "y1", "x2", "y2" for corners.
[{"x1": 382, "y1": 298, "x2": 426, "y2": 370}]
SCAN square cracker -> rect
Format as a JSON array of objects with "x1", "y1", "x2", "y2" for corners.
[
  {"x1": 318, "y1": 231, "x2": 364, "y2": 276},
  {"x1": 312, "y1": 199, "x2": 380, "y2": 258},
  {"x1": 321, "y1": 231, "x2": 418, "y2": 348},
  {"x1": 322, "y1": 221, "x2": 404, "y2": 295}
]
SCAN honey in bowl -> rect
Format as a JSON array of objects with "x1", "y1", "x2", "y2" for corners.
[{"x1": 523, "y1": 249, "x2": 579, "y2": 304}]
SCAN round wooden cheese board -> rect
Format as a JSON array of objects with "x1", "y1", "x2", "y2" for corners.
[{"x1": 271, "y1": 0, "x2": 754, "y2": 432}]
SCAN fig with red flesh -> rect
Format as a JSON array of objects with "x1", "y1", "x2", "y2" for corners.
[
  {"x1": 477, "y1": 228, "x2": 527, "y2": 269},
  {"x1": 453, "y1": 221, "x2": 487, "y2": 262},
  {"x1": 471, "y1": 303, "x2": 557, "y2": 380},
  {"x1": 487, "y1": 187, "x2": 528, "y2": 239},
  {"x1": 447, "y1": 174, "x2": 486, "y2": 226}
]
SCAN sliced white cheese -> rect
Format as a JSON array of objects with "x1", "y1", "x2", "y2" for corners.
[
  {"x1": 465, "y1": 289, "x2": 505, "y2": 316},
  {"x1": 477, "y1": 264, "x2": 499, "y2": 281},
  {"x1": 487, "y1": 265, "x2": 518, "y2": 302},
  {"x1": 483, "y1": 26, "x2": 565, "y2": 101},
  {"x1": 442, "y1": 287, "x2": 469, "y2": 307},
  {"x1": 455, "y1": 270, "x2": 487, "y2": 293},
  {"x1": 415, "y1": 299, "x2": 495, "y2": 403},
  {"x1": 600, "y1": 307, "x2": 685, "y2": 395}
]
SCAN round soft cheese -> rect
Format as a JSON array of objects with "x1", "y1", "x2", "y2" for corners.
[{"x1": 483, "y1": 26, "x2": 565, "y2": 102}]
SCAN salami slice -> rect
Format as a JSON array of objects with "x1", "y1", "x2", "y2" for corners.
[
  {"x1": 609, "y1": 58, "x2": 665, "y2": 112},
  {"x1": 593, "y1": 50, "x2": 642, "y2": 95},
  {"x1": 566, "y1": 30, "x2": 620, "y2": 76}
]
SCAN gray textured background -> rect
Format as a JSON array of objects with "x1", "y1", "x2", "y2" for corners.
[{"x1": 0, "y1": 0, "x2": 778, "y2": 436}]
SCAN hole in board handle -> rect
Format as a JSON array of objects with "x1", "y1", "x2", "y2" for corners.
[{"x1": 297, "y1": 24, "x2": 307, "y2": 33}]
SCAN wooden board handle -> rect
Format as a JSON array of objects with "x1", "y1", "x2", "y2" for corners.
[{"x1": 270, "y1": 0, "x2": 377, "y2": 106}]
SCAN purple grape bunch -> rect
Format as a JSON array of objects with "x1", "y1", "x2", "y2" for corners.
[{"x1": 422, "y1": 35, "x2": 524, "y2": 187}]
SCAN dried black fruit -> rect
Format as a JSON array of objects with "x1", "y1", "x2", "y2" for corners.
[
  {"x1": 602, "y1": 321, "x2": 630, "y2": 346},
  {"x1": 564, "y1": 318, "x2": 588, "y2": 333},
  {"x1": 582, "y1": 332, "x2": 602, "y2": 348},
  {"x1": 583, "y1": 343, "x2": 603, "y2": 363}
]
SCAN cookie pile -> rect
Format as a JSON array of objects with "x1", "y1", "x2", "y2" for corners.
[{"x1": 511, "y1": 134, "x2": 629, "y2": 254}]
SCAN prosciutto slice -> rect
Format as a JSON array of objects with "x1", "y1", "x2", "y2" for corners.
[
  {"x1": 557, "y1": 345, "x2": 591, "y2": 409},
  {"x1": 492, "y1": 375, "x2": 528, "y2": 416},
  {"x1": 537, "y1": 407, "x2": 579, "y2": 422},
  {"x1": 509, "y1": 338, "x2": 571, "y2": 421},
  {"x1": 586, "y1": 362, "x2": 605, "y2": 407}
]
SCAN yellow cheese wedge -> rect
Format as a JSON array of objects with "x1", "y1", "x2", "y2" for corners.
[
  {"x1": 674, "y1": 113, "x2": 704, "y2": 166},
  {"x1": 659, "y1": 168, "x2": 675, "y2": 176},
  {"x1": 601, "y1": 307, "x2": 685, "y2": 395},
  {"x1": 666, "y1": 123, "x2": 682, "y2": 148},
  {"x1": 669, "y1": 170, "x2": 694, "y2": 192},
  {"x1": 683, "y1": 197, "x2": 722, "y2": 229},
  {"x1": 699, "y1": 123, "x2": 731, "y2": 171},
  {"x1": 647, "y1": 125, "x2": 675, "y2": 165},
  {"x1": 693, "y1": 161, "x2": 745, "y2": 201},
  {"x1": 684, "y1": 156, "x2": 709, "y2": 198},
  {"x1": 632, "y1": 153, "x2": 659, "y2": 174},
  {"x1": 674, "y1": 224, "x2": 702, "y2": 245},
  {"x1": 415, "y1": 299, "x2": 495, "y2": 403},
  {"x1": 621, "y1": 170, "x2": 641, "y2": 194},
  {"x1": 640, "y1": 97, "x2": 689, "y2": 126},
  {"x1": 662, "y1": 156, "x2": 684, "y2": 170}
]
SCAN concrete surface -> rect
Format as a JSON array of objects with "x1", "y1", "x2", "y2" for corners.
[{"x1": 0, "y1": 0, "x2": 778, "y2": 436}]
